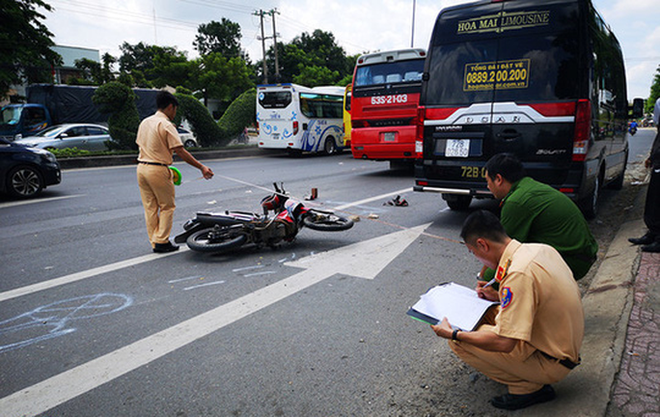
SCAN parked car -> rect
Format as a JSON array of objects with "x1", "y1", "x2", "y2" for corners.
[
  {"x1": 13, "y1": 123, "x2": 114, "y2": 152},
  {"x1": 178, "y1": 127, "x2": 198, "y2": 148},
  {"x1": 0, "y1": 138, "x2": 61, "y2": 198}
]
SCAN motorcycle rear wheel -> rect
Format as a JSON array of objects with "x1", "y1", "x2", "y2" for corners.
[
  {"x1": 186, "y1": 227, "x2": 248, "y2": 253},
  {"x1": 302, "y1": 210, "x2": 354, "y2": 231}
]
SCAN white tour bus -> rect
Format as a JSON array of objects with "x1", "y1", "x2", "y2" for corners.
[{"x1": 256, "y1": 83, "x2": 345, "y2": 155}]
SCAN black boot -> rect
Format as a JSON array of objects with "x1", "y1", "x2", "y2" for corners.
[
  {"x1": 641, "y1": 240, "x2": 660, "y2": 253},
  {"x1": 490, "y1": 385, "x2": 556, "y2": 410},
  {"x1": 629, "y1": 232, "x2": 657, "y2": 245},
  {"x1": 153, "y1": 241, "x2": 179, "y2": 253}
]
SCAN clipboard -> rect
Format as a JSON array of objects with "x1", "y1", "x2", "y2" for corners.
[{"x1": 407, "y1": 282, "x2": 499, "y2": 331}]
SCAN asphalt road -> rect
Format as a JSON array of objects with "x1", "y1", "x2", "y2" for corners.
[{"x1": 0, "y1": 129, "x2": 655, "y2": 417}]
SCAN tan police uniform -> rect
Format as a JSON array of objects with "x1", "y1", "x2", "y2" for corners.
[
  {"x1": 136, "y1": 111, "x2": 183, "y2": 247},
  {"x1": 450, "y1": 240, "x2": 584, "y2": 394}
]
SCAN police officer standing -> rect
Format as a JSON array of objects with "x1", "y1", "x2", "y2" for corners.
[
  {"x1": 136, "y1": 91, "x2": 214, "y2": 253},
  {"x1": 629, "y1": 97, "x2": 660, "y2": 252}
]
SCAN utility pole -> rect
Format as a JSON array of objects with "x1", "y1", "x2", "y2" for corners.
[
  {"x1": 269, "y1": 9, "x2": 281, "y2": 82},
  {"x1": 411, "y1": 0, "x2": 416, "y2": 48},
  {"x1": 254, "y1": 9, "x2": 269, "y2": 84}
]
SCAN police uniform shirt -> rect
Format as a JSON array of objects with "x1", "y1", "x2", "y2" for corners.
[
  {"x1": 493, "y1": 240, "x2": 584, "y2": 364},
  {"x1": 136, "y1": 111, "x2": 183, "y2": 165},
  {"x1": 501, "y1": 177, "x2": 598, "y2": 279}
]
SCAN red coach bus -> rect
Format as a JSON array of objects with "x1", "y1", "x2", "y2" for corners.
[{"x1": 350, "y1": 48, "x2": 426, "y2": 166}]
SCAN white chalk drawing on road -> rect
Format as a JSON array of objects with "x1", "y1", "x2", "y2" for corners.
[{"x1": 0, "y1": 293, "x2": 133, "y2": 353}]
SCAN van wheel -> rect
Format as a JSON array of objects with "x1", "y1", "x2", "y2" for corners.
[
  {"x1": 607, "y1": 152, "x2": 627, "y2": 190},
  {"x1": 444, "y1": 195, "x2": 472, "y2": 211},
  {"x1": 579, "y1": 175, "x2": 599, "y2": 220},
  {"x1": 324, "y1": 138, "x2": 337, "y2": 155}
]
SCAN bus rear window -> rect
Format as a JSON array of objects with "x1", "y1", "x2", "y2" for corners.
[
  {"x1": 355, "y1": 59, "x2": 424, "y2": 87},
  {"x1": 258, "y1": 91, "x2": 292, "y2": 108}
]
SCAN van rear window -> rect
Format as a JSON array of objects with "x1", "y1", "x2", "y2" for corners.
[{"x1": 425, "y1": 33, "x2": 579, "y2": 106}]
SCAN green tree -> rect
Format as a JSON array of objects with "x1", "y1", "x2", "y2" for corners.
[
  {"x1": 257, "y1": 30, "x2": 353, "y2": 86},
  {"x1": 0, "y1": 0, "x2": 62, "y2": 98},
  {"x1": 645, "y1": 65, "x2": 660, "y2": 115},
  {"x1": 193, "y1": 19, "x2": 243, "y2": 58},
  {"x1": 196, "y1": 53, "x2": 254, "y2": 102},
  {"x1": 118, "y1": 42, "x2": 188, "y2": 88},
  {"x1": 68, "y1": 53, "x2": 116, "y2": 85},
  {"x1": 293, "y1": 66, "x2": 339, "y2": 87}
]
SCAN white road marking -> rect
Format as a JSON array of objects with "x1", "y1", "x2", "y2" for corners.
[
  {"x1": 0, "y1": 194, "x2": 85, "y2": 209},
  {"x1": 183, "y1": 280, "x2": 226, "y2": 291},
  {"x1": 0, "y1": 224, "x2": 429, "y2": 417},
  {"x1": 0, "y1": 248, "x2": 188, "y2": 303}
]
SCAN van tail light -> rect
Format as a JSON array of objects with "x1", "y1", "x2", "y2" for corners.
[
  {"x1": 293, "y1": 121, "x2": 299, "y2": 135},
  {"x1": 416, "y1": 106, "x2": 426, "y2": 158},
  {"x1": 352, "y1": 120, "x2": 369, "y2": 128},
  {"x1": 572, "y1": 99, "x2": 591, "y2": 162}
]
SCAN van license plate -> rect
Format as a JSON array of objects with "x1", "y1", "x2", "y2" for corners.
[
  {"x1": 382, "y1": 132, "x2": 396, "y2": 142},
  {"x1": 446, "y1": 139, "x2": 470, "y2": 157},
  {"x1": 272, "y1": 133, "x2": 280, "y2": 140}
]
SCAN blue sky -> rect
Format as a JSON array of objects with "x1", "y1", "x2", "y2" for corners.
[{"x1": 44, "y1": 0, "x2": 659, "y2": 99}]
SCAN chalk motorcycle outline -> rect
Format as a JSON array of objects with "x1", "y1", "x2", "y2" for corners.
[{"x1": 174, "y1": 183, "x2": 354, "y2": 253}]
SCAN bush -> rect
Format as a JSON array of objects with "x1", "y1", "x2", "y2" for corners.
[
  {"x1": 48, "y1": 147, "x2": 91, "y2": 158},
  {"x1": 93, "y1": 82, "x2": 140, "y2": 150},
  {"x1": 175, "y1": 93, "x2": 229, "y2": 147},
  {"x1": 218, "y1": 88, "x2": 256, "y2": 139}
]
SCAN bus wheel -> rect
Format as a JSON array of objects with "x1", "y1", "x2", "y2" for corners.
[{"x1": 324, "y1": 138, "x2": 337, "y2": 155}]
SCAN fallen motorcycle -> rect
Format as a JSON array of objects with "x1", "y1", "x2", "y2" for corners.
[{"x1": 174, "y1": 183, "x2": 354, "y2": 253}]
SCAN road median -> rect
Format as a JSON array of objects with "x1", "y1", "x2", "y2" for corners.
[{"x1": 57, "y1": 146, "x2": 284, "y2": 169}]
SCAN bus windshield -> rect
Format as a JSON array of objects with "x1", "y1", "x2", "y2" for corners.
[{"x1": 354, "y1": 59, "x2": 424, "y2": 88}]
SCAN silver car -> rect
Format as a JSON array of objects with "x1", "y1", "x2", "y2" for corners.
[
  {"x1": 14, "y1": 123, "x2": 114, "y2": 152},
  {"x1": 177, "y1": 127, "x2": 198, "y2": 148}
]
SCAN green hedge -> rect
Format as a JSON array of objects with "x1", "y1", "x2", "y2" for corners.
[
  {"x1": 218, "y1": 88, "x2": 256, "y2": 139},
  {"x1": 174, "y1": 93, "x2": 228, "y2": 147},
  {"x1": 92, "y1": 82, "x2": 140, "y2": 150}
]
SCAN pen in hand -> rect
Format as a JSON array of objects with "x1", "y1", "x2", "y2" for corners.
[{"x1": 482, "y1": 278, "x2": 497, "y2": 289}]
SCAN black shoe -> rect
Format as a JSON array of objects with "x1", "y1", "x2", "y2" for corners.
[
  {"x1": 629, "y1": 232, "x2": 657, "y2": 245},
  {"x1": 641, "y1": 240, "x2": 660, "y2": 253},
  {"x1": 490, "y1": 385, "x2": 556, "y2": 410},
  {"x1": 153, "y1": 241, "x2": 179, "y2": 253}
]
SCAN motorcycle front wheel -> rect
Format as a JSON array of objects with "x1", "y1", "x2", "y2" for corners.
[
  {"x1": 302, "y1": 210, "x2": 354, "y2": 231},
  {"x1": 186, "y1": 227, "x2": 248, "y2": 253}
]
